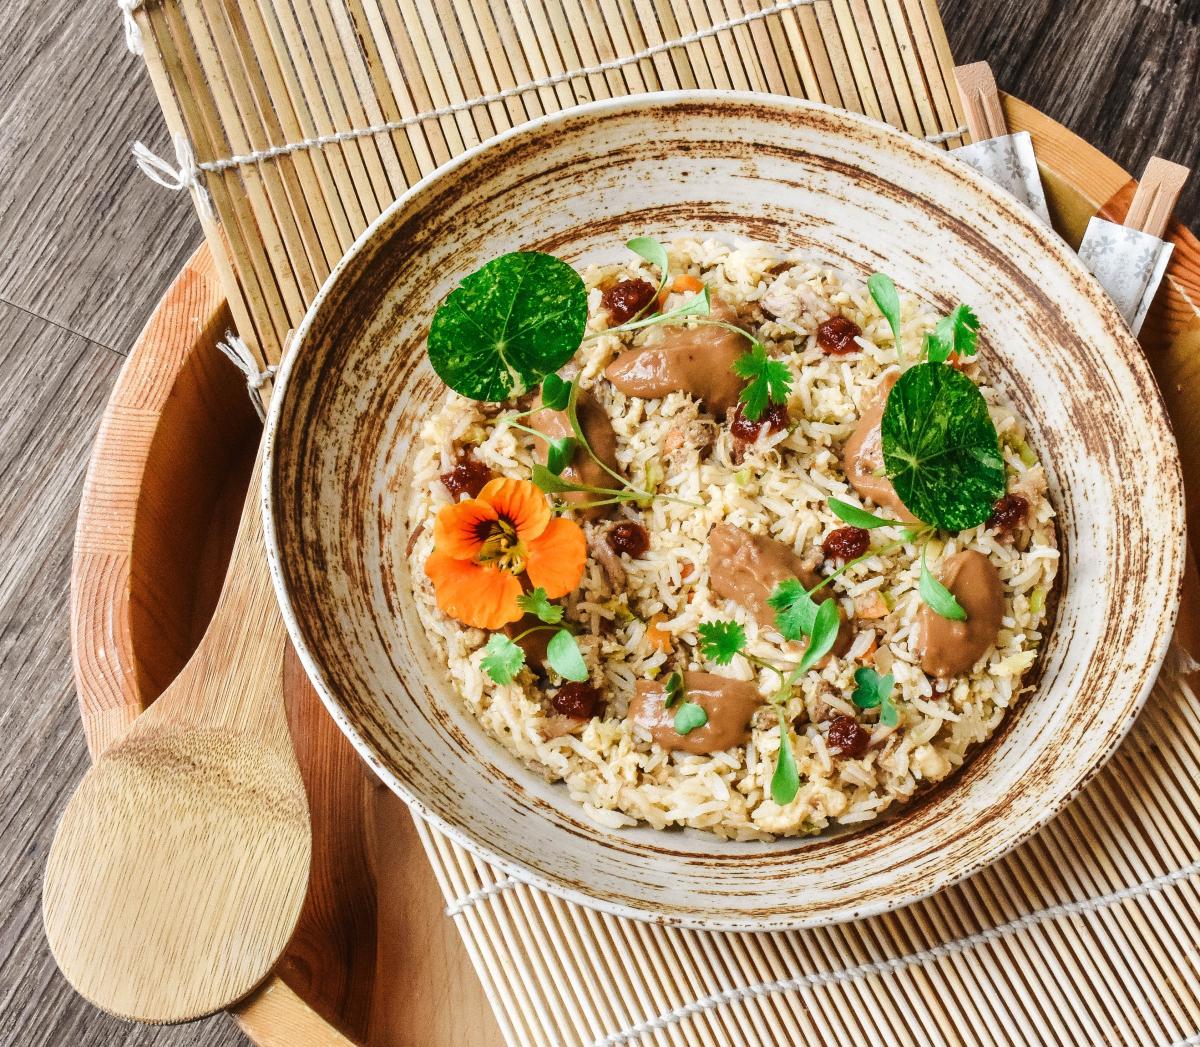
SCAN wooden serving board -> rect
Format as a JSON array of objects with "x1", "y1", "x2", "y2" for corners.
[{"x1": 70, "y1": 100, "x2": 1200, "y2": 1047}]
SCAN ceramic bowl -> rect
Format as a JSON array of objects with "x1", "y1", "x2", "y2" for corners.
[{"x1": 264, "y1": 92, "x2": 1184, "y2": 930}]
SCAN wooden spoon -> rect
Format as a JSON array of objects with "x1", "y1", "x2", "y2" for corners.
[{"x1": 43, "y1": 442, "x2": 310, "y2": 1023}]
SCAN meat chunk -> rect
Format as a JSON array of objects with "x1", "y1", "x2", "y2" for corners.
[
  {"x1": 914, "y1": 550, "x2": 1004, "y2": 678},
  {"x1": 588, "y1": 529, "x2": 626, "y2": 591},
  {"x1": 707, "y1": 523, "x2": 854, "y2": 657},
  {"x1": 529, "y1": 387, "x2": 621, "y2": 520},
  {"x1": 604, "y1": 297, "x2": 748, "y2": 418},
  {"x1": 841, "y1": 372, "x2": 920, "y2": 524},
  {"x1": 662, "y1": 419, "x2": 717, "y2": 465},
  {"x1": 627, "y1": 672, "x2": 760, "y2": 755}
]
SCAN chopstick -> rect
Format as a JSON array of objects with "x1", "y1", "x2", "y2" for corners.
[
  {"x1": 1124, "y1": 157, "x2": 1189, "y2": 239},
  {"x1": 953, "y1": 61, "x2": 1007, "y2": 142}
]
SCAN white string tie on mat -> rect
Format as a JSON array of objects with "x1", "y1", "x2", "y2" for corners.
[
  {"x1": 121, "y1": 0, "x2": 966, "y2": 201},
  {"x1": 117, "y1": 0, "x2": 144, "y2": 55},
  {"x1": 132, "y1": 134, "x2": 213, "y2": 220},
  {"x1": 588, "y1": 859, "x2": 1200, "y2": 1046},
  {"x1": 443, "y1": 876, "x2": 521, "y2": 917},
  {"x1": 216, "y1": 333, "x2": 277, "y2": 421}
]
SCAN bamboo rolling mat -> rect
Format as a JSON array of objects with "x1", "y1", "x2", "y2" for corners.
[{"x1": 119, "y1": 1, "x2": 1200, "y2": 1044}]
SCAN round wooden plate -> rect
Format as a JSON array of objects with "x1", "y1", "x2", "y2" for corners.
[{"x1": 69, "y1": 100, "x2": 1200, "y2": 1045}]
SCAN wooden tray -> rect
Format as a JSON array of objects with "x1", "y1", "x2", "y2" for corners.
[{"x1": 70, "y1": 99, "x2": 1200, "y2": 1047}]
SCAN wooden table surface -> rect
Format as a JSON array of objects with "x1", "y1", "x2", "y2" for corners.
[{"x1": 2, "y1": 2, "x2": 1199, "y2": 1044}]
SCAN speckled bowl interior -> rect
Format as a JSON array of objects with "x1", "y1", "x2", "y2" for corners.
[{"x1": 264, "y1": 93, "x2": 1184, "y2": 930}]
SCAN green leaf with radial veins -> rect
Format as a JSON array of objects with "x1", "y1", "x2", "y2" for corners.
[
  {"x1": 880, "y1": 361, "x2": 1006, "y2": 531},
  {"x1": 427, "y1": 252, "x2": 587, "y2": 402}
]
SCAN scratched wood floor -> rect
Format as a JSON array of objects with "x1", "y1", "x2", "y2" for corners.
[{"x1": 1, "y1": 1, "x2": 1198, "y2": 1044}]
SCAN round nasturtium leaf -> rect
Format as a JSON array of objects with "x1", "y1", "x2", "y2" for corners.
[
  {"x1": 881, "y1": 361, "x2": 1006, "y2": 531},
  {"x1": 427, "y1": 251, "x2": 587, "y2": 402}
]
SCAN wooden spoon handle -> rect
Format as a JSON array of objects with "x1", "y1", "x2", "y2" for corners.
[{"x1": 133, "y1": 440, "x2": 290, "y2": 746}]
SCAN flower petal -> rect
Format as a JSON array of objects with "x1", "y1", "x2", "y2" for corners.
[
  {"x1": 433, "y1": 498, "x2": 498, "y2": 560},
  {"x1": 480, "y1": 477, "x2": 552, "y2": 543},
  {"x1": 425, "y1": 550, "x2": 523, "y2": 629},
  {"x1": 525, "y1": 517, "x2": 587, "y2": 599}
]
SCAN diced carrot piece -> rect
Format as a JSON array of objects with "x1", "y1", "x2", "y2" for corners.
[
  {"x1": 658, "y1": 274, "x2": 705, "y2": 309},
  {"x1": 855, "y1": 591, "x2": 889, "y2": 619},
  {"x1": 646, "y1": 613, "x2": 672, "y2": 654}
]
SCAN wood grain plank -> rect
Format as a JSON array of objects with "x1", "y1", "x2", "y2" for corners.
[
  {"x1": 940, "y1": 0, "x2": 1200, "y2": 230},
  {"x1": 0, "y1": 0, "x2": 201, "y2": 353},
  {"x1": 0, "y1": 307, "x2": 243, "y2": 1046}
]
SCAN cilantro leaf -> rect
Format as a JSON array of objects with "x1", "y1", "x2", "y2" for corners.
[
  {"x1": 919, "y1": 549, "x2": 967, "y2": 620},
  {"x1": 545, "y1": 435, "x2": 577, "y2": 476},
  {"x1": 768, "y1": 578, "x2": 819, "y2": 642},
  {"x1": 547, "y1": 629, "x2": 589, "y2": 681},
  {"x1": 517, "y1": 588, "x2": 563, "y2": 624},
  {"x1": 733, "y1": 342, "x2": 793, "y2": 422},
  {"x1": 674, "y1": 701, "x2": 708, "y2": 735},
  {"x1": 881, "y1": 361, "x2": 1006, "y2": 530},
  {"x1": 428, "y1": 252, "x2": 588, "y2": 402},
  {"x1": 697, "y1": 620, "x2": 747, "y2": 665},
  {"x1": 851, "y1": 666, "x2": 894, "y2": 709},
  {"x1": 540, "y1": 372, "x2": 571, "y2": 411},
  {"x1": 664, "y1": 671, "x2": 685, "y2": 709},
  {"x1": 925, "y1": 304, "x2": 980, "y2": 363},
  {"x1": 868, "y1": 273, "x2": 902, "y2": 353},
  {"x1": 770, "y1": 708, "x2": 800, "y2": 805},
  {"x1": 795, "y1": 598, "x2": 841, "y2": 673},
  {"x1": 481, "y1": 634, "x2": 525, "y2": 685},
  {"x1": 828, "y1": 497, "x2": 896, "y2": 530}
]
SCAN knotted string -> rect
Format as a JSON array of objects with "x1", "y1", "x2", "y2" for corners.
[
  {"x1": 117, "y1": 0, "x2": 143, "y2": 55},
  {"x1": 216, "y1": 333, "x2": 277, "y2": 421},
  {"x1": 132, "y1": 134, "x2": 213, "y2": 220}
]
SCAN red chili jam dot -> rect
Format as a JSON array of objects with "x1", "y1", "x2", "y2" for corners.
[
  {"x1": 552, "y1": 682, "x2": 603, "y2": 720},
  {"x1": 816, "y1": 315, "x2": 863, "y2": 356},
  {"x1": 822, "y1": 526, "x2": 870, "y2": 561},
  {"x1": 606, "y1": 521, "x2": 650, "y2": 559},
  {"x1": 601, "y1": 278, "x2": 658, "y2": 326},
  {"x1": 987, "y1": 493, "x2": 1029, "y2": 535},
  {"x1": 730, "y1": 401, "x2": 790, "y2": 446},
  {"x1": 827, "y1": 715, "x2": 870, "y2": 759},
  {"x1": 440, "y1": 450, "x2": 492, "y2": 499}
]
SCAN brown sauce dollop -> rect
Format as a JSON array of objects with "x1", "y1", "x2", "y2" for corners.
[
  {"x1": 707, "y1": 524, "x2": 853, "y2": 657},
  {"x1": 627, "y1": 672, "x2": 760, "y2": 755},
  {"x1": 915, "y1": 550, "x2": 1005, "y2": 678},
  {"x1": 604, "y1": 297, "x2": 747, "y2": 419},
  {"x1": 816, "y1": 316, "x2": 863, "y2": 355},
  {"x1": 601, "y1": 278, "x2": 657, "y2": 326},
  {"x1": 841, "y1": 372, "x2": 920, "y2": 524},
  {"x1": 440, "y1": 450, "x2": 492, "y2": 499},
  {"x1": 529, "y1": 387, "x2": 621, "y2": 520}
]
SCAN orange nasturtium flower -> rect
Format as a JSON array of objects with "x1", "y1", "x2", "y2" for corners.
[{"x1": 424, "y1": 478, "x2": 586, "y2": 630}]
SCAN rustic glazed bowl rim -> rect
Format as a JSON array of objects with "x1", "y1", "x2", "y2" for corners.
[{"x1": 263, "y1": 90, "x2": 1184, "y2": 931}]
